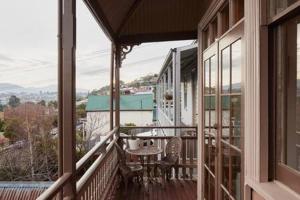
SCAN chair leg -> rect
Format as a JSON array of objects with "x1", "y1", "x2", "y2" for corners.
[
  {"x1": 124, "y1": 177, "x2": 129, "y2": 194},
  {"x1": 161, "y1": 169, "x2": 166, "y2": 189}
]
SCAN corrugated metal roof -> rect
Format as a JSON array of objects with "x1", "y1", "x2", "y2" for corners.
[
  {"x1": 86, "y1": 94, "x2": 154, "y2": 111},
  {"x1": 0, "y1": 182, "x2": 52, "y2": 200},
  {"x1": 84, "y1": 0, "x2": 211, "y2": 44}
]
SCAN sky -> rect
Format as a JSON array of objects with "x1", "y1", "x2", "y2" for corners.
[{"x1": 0, "y1": 0, "x2": 192, "y2": 91}]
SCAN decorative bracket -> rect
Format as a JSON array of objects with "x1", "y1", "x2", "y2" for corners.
[{"x1": 120, "y1": 43, "x2": 140, "y2": 62}]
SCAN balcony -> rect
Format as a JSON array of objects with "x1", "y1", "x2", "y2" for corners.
[{"x1": 37, "y1": 126, "x2": 197, "y2": 200}]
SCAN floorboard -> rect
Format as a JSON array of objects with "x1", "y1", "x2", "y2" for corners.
[{"x1": 114, "y1": 178, "x2": 197, "y2": 200}]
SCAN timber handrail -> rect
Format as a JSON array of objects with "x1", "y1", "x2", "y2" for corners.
[
  {"x1": 36, "y1": 172, "x2": 71, "y2": 200},
  {"x1": 37, "y1": 126, "x2": 119, "y2": 200},
  {"x1": 76, "y1": 136, "x2": 117, "y2": 193},
  {"x1": 120, "y1": 135, "x2": 197, "y2": 139},
  {"x1": 120, "y1": 126, "x2": 197, "y2": 129},
  {"x1": 76, "y1": 127, "x2": 118, "y2": 171}
]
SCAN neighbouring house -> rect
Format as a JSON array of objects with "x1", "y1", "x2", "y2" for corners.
[
  {"x1": 85, "y1": 94, "x2": 154, "y2": 143},
  {"x1": 156, "y1": 44, "x2": 197, "y2": 135}
]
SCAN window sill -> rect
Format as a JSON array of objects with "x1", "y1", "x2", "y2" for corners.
[{"x1": 246, "y1": 178, "x2": 300, "y2": 200}]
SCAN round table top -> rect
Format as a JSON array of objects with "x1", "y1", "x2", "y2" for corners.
[{"x1": 125, "y1": 146, "x2": 163, "y2": 156}]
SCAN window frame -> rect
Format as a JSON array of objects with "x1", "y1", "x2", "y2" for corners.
[{"x1": 268, "y1": 1, "x2": 300, "y2": 194}]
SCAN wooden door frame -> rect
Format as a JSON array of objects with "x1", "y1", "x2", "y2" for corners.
[
  {"x1": 203, "y1": 42, "x2": 219, "y2": 199},
  {"x1": 217, "y1": 20, "x2": 244, "y2": 200},
  {"x1": 201, "y1": 20, "x2": 244, "y2": 200}
]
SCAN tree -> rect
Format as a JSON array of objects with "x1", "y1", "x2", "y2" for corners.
[
  {"x1": 76, "y1": 103, "x2": 86, "y2": 119},
  {"x1": 38, "y1": 100, "x2": 46, "y2": 106},
  {"x1": 0, "y1": 104, "x2": 5, "y2": 112},
  {"x1": 48, "y1": 100, "x2": 58, "y2": 109},
  {"x1": 1, "y1": 103, "x2": 58, "y2": 181},
  {"x1": 8, "y1": 95, "x2": 20, "y2": 108}
]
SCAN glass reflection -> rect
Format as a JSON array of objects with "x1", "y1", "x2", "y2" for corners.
[
  {"x1": 211, "y1": 55, "x2": 217, "y2": 94},
  {"x1": 222, "y1": 190, "x2": 230, "y2": 200},
  {"x1": 222, "y1": 47, "x2": 231, "y2": 94},
  {"x1": 222, "y1": 143, "x2": 229, "y2": 189},
  {"x1": 231, "y1": 148, "x2": 241, "y2": 200},
  {"x1": 296, "y1": 24, "x2": 300, "y2": 171},
  {"x1": 209, "y1": 136, "x2": 216, "y2": 174},
  {"x1": 205, "y1": 59, "x2": 210, "y2": 94},
  {"x1": 204, "y1": 96, "x2": 210, "y2": 128},
  {"x1": 232, "y1": 40, "x2": 242, "y2": 93},
  {"x1": 204, "y1": 169, "x2": 209, "y2": 199},
  {"x1": 231, "y1": 96, "x2": 241, "y2": 148},
  {"x1": 222, "y1": 96, "x2": 230, "y2": 142}
]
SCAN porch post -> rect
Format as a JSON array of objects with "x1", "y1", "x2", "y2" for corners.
[
  {"x1": 110, "y1": 43, "x2": 115, "y2": 130},
  {"x1": 115, "y1": 44, "x2": 121, "y2": 130},
  {"x1": 57, "y1": 0, "x2": 63, "y2": 199},
  {"x1": 172, "y1": 49, "x2": 181, "y2": 135},
  {"x1": 59, "y1": 0, "x2": 76, "y2": 198}
]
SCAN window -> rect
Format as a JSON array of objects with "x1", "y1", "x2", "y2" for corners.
[{"x1": 273, "y1": 14, "x2": 300, "y2": 194}]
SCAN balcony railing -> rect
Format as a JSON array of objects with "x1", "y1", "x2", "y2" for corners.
[
  {"x1": 37, "y1": 127, "x2": 119, "y2": 200},
  {"x1": 120, "y1": 126, "x2": 198, "y2": 179},
  {"x1": 37, "y1": 126, "x2": 197, "y2": 199}
]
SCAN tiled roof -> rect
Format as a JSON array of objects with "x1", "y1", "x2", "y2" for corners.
[
  {"x1": 86, "y1": 94, "x2": 154, "y2": 111},
  {"x1": 0, "y1": 182, "x2": 52, "y2": 200}
]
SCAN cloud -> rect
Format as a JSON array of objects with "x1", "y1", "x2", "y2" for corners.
[
  {"x1": 0, "y1": 53, "x2": 13, "y2": 62},
  {"x1": 79, "y1": 66, "x2": 109, "y2": 76}
]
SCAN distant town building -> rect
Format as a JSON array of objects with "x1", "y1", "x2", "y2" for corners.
[{"x1": 85, "y1": 94, "x2": 154, "y2": 143}]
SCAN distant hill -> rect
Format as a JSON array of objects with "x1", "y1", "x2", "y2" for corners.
[
  {"x1": 91, "y1": 74, "x2": 158, "y2": 95},
  {"x1": 0, "y1": 83, "x2": 88, "y2": 94}
]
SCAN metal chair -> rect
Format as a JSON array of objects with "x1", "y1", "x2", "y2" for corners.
[
  {"x1": 155, "y1": 136, "x2": 182, "y2": 186},
  {"x1": 114, "y1": 143, "x2": 143, "y2": 192}
]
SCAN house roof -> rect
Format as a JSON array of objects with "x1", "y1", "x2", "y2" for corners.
[
  {"x1": 86, "y1": 94, "x2": 153, "y2": 111},
  {"x1": 158, "y1": 44, "x2": 197, "y2": 80},
  {"x1": 0, "y1": 182, "x2": 52, "y2": 200},
  {"x1": 83, "y1": 0, "x2": 211, "y2": 44}
]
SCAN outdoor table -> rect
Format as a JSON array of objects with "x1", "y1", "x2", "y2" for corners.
[{"x1": 125, "y1": 146, "x2": 163, "y2": 182}]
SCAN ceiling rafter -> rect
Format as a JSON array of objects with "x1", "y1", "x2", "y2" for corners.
[
  {"x1": 116, "y1": 0, "x2": 144, "y2": 36},
  {"x1": 83, "y1": 0, "x2": 117, "y2": 42}
]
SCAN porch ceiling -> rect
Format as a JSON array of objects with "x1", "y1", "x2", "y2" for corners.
[{"x1": 84, "y1": 0, "x2": 211, "y2": 44}]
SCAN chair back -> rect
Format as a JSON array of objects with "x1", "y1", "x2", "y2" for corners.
[
  {"x1": 165, "y1": 137, "x2": 182, "y2": 164},
  {"x1": 114, "y1": 143, "x2": 126, "y2": 165}
]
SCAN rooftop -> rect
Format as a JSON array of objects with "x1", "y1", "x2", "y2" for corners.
[{"x1": 86, "y1": 94, "x2": 154, "y2": 111}]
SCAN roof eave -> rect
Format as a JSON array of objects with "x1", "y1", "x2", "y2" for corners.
[{"x1": 83, "y1": 0, "x2": 117, "y2": 43}]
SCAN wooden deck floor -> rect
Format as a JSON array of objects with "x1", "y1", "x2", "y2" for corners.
[{"x1": 114, "y1": 178, "x2": 197, "y2": 200}]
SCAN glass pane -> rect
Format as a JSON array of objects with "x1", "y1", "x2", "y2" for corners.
[
  {"x1": 209, "y1": 136, "x2": 217, "y2": 174},
  {"x1": 276, "y1": 21, "x2": 300, "y2": 172},
  {"x1": 231, "y1": 40, "x2": 242, "y2": 93},
  {"x1": 204, "y1": 169, "x2": 209, "y2": 199},
  {"x1": 222, "y1": 189, "x2": 230, "y2": 200},
  {"x1": 222, "y1": 96, "x2": 230, "y2": 142},
  {"x1": 222, "y1": 47, "x2": 231, "y2": 94},
  {"x1": 209, "y1": 173, "x2": 215, "y2": 200},
  {"x1": 205, "y1": 59, "x2": 210, "y2": 94},
  {"x1": 204, "y1": 96, "x2": 210, "y2": 128},
  {"x1": 297, "y1": 23, "x2": 300, "y2": 171},
  {"x1": 231, "y1": 95, "x2": 242, "y2": 148},
  {"x1": 211, "y1": 55, "x2": 217, "y2": 94},
  {"x1": 204, "y1": 133, "x2": 209, "y2": 165},
  {"x1": 210, "y1": 96, "x2": 216, "y2": 129},
  {"x1": 222, "y1": 143, "x2": 230, "y2": 189},
  {"x1": 231, "y1": 148, "x2": 241, "y2": 200}
]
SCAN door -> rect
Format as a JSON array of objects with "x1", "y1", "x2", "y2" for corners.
[{"x1": 203, "y1": 21, "x2": 244, "y2": 200}]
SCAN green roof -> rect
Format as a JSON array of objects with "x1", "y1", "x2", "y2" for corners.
[{"x1": 86, "y1": 94, "x2": 154, "y2": 111}]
